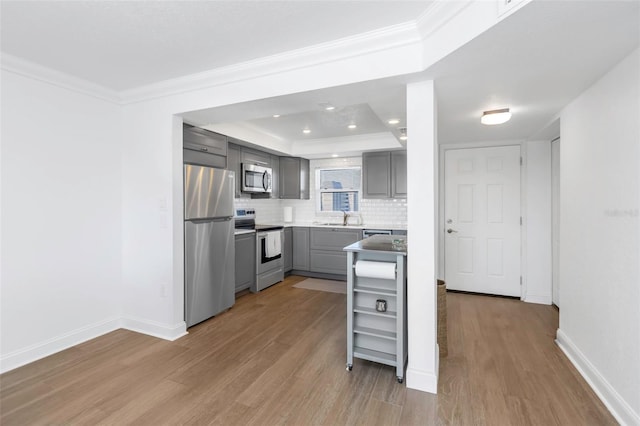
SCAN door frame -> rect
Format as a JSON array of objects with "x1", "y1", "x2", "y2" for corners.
[{"x1": 438, "y1": 141, "x2": 526, "y2": 300}]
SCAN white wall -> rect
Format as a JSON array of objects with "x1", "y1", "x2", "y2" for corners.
[
  {"x1": 523, "y1": 140, "x2": 552, "y2": 304},
  {"x1": 556, "y1": 48, "x2": 639, "y2": 425},
  {"x1": 0, "y1": 70, "x2": 123, "y2": 371}
]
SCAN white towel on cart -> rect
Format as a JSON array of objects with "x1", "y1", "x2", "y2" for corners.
[{"x1": 266, "y1": 231, "x2": 281, "y2": 258}]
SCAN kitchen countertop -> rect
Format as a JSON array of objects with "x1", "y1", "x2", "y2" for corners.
[
  {"x1": 257, "y1": 222, "x2": 407, "y2": 231},
  {"x1": 343, "y1": 235, "x2": 407, "y2": 255},
  {"x1": 234, "y1": 229, "x2": 256, "y2": 236}
]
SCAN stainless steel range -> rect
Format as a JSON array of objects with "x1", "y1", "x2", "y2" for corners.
[{"x1": 234, "y1": 209, "x2": 284, "y2": 292}]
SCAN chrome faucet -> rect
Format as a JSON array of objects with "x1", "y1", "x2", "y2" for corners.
[{"x1": 343, "y1": 211, "x2": 349, "y2": 226}]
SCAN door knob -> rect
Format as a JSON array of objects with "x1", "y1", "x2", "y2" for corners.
[{"x1": 447, "y1": 228, "x2": 458, "y2": 234}]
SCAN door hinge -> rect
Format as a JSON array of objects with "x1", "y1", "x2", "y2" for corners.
[
  {"x1": 520, "y1": 216, "x2": 523, "y2": 225},
  {"x1": 520, "y1": 276, "x2": 523, "y2": 286},
  {"x1": 520, "y1": 156, "x2": 523, "y2": 165}
]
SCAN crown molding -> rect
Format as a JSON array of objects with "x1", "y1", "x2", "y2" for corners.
[
  {"x1": 1, "y1": 53, "x2": 121, "y2": 104},
  {"x1": 415, "y1": 0, "x2": 475, "y2": 40},
  {"x1": 119, "y1": 20, "x2": 423, "y2": 104}
]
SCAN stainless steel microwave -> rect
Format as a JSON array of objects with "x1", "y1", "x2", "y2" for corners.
[{"x1": 242, "y1": 163, "x2": 272, "y2": 193}]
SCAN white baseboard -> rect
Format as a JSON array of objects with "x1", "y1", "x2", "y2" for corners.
[
  {"x1": 406, "y1": 348, "x2": 439, "y2": 394},
  {"x1": 121, "y1": 316, "x2": 188, "y2": 341},
  {"x1": 524, "y1": 294, "x2": 552, "y2": 305},
  {"x1": 0, "y1": 316, "x2": 121, "y2": 374},
  {"x1": 556, "y1": 329, "x2": 640, "y2": 426}
]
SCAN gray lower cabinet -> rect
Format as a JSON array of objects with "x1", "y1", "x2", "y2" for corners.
[
  {"x1": 292, "y1": 227, "x2": 310, "y2": 271},
  {"x1": 235, "y1": 233, "x2": 256, "y2": 293},
  {"x1": 283, "y1": 227, "x2": 293, "y2": 273},
  {"x1": 362, "y1": 151, "x2": 407, "y2": 199},
  {"x1": 309, "y1": 228, "x2": 362, "y2": 275},
  {"x1": 279, "y1": 157, "x2": 310, "y2": 199}
]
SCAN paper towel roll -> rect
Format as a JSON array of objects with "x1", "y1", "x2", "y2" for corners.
[
  {"x1": 283, "y1": 206, "x2": 293, "y2": 223},
  {"x1": 355, "y1": 260, "x2": 396, "y2": 280}
]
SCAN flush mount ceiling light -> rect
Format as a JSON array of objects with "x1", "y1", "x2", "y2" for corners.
[
  {"x1": 388, "y1": 118, "x2": 400, "y2": 125},
  {"x1": 348, "y1": 124, "x2": 357, "y2": 129},
  {"x1": 319, "y1": 102, "x2": 335, "y2": 111},
  {"x1": 302, "y1": 128, "x2": 311, "y2": 134},
  {"x1": 481, "y1": 108, "x2": 512, "y2": 125},
  {"x1": 272, "y1": 114, "x2": 281, "y2": 118}
]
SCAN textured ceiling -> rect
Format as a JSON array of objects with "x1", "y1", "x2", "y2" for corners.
[{"x1": 0, "y1": 0, "x2": 431, "y2": 91}]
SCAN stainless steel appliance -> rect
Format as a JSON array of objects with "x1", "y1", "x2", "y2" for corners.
[
  {"x1": 241, "y1": 163, "x2": 272, "y2": 193},
  {"x1": 234, "y1": 209, "x2": 284, "y2": 292},
  {"x1": 184, "y1": 165, "x2": 235, "y2": 327},
  {"x1": 363, "y1": 229, "x2": 393, "y2": 238}
]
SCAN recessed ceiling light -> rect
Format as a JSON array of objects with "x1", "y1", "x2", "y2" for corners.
[
  {"x1": 331, "y1": 154, "x2": 339, "y2": 158},
  {"x1": 399, "y1": 135, "x2": 408, "y2": 141},
  {"x1": 303, "y1": 128, "x2": 311, "y2": 134},
  {"x1": 388, "y1": 119, "x2": 400, "y2": 125},
  {"x1": 272, "y1": 114, "x2": 281, "y2": 118},
  {"x1": 481, "y1": 108, "x2": 511, "y2": 125},
  {"x1": 348, "y1": 124, "x2": 357, "y2": 129},
  {"x1": 325, "y1": 105, "x2": 336, "y2": 111}
]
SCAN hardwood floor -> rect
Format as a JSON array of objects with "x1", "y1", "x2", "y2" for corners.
[{"x1": 0, "y1": 275, "x2": 615, "y2": 425}]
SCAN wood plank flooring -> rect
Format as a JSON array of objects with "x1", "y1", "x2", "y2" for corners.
[{"x1": 0, "y1": 275, "x2": 616, "y2": 425}]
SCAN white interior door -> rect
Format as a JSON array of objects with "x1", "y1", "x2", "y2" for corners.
[
  {"x1": 444, "y1": 146, "x2": 521, "y2": 297},
  {"x1": 551, "y1": 138, "x2": 560, "y2": 306}
]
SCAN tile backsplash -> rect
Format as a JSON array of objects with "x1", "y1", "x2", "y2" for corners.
[{"x1": 235, "y1": 157, "x2": 407, "y2": 228}]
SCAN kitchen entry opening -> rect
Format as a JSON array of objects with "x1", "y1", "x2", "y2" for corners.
[{"x1": 316, "y1": 167, "x2": 361, "y2": 213}]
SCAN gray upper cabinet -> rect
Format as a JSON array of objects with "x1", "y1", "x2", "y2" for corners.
[
  {"x1": 227, "y1": 143, "x2": 243, "y2": 198},
  {"x1": 279, "y1": 157, "x2": 310, "y2": 200},
  {"x1": 270, "y1": 155, "x2": 280, "y2": 200},
  {"x1": 183, "y1": 124, "x2": 227, "y2": 169},
  {"x1": 363, "y1": 152, "x2": 391, "y2": 198},
  {"x1": 362, "y1": 151, "x2": 407, "y2": 199},
  {"x1": 241, "y1": 148, "x2": 271, "y2": 168},
  {"x1": 391, "y1": 151, "x2": 407, "y2": 199},
  {"x1": 292, "y1": 227, "x2": 310, "y2": 271}
]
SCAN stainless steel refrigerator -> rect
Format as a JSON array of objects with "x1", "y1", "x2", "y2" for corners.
[{"x1": 184, "y1": 165, "x2": 235, "y2": 327}]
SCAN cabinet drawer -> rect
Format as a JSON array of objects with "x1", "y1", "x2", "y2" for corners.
[
  {"x1": 310, "y1": 228, "x2": 362, "y2": 251},
  {"x1": 310, "y1": 250, "x2": 348, "y2": 275}
]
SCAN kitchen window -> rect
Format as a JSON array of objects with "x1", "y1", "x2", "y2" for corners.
[{"x1": 316, "y1": 167, "x2": 361, "y2": 213}]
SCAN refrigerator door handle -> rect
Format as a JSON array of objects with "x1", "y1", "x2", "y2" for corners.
[{"x1": 187, "y1": 217, "x2": 233, "y2": 224}]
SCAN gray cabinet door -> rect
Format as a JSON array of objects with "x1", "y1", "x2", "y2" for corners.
[
  {"x1": 292, "y1": 227, "x2": 310, "y2": 271},
  {"x1": 283, "y1": 227, "x2": 293, "y2": 272},
  {"x1": 279, "y1": 157, "x2": 310, "y2": 199},
  {"x1": 310, "y1": 228, "x2": 362, "y2": 251},
  {"x1": 363, "y1": 152, "x2": 391, "y2": 198},
  {"x1": 310, "y1": 250, "x2": 349, "y2": 275},
  {"x1": 270, "y1": 155, "x2": 280, "y2": 200},
  {"x1": 299, "y1": 158, "x2": 310, "y2": 200},
  {"x1": 309, "y1": 228, "x2": 362, "y2": 275},
  {"x1": 241, "y1": 148, "x2": 271, "y2": 167},
  {"x1": 235, "y1": 233, "x2": 256, "y2": 292},
  {"x1": 391, "y1": 151, "x2": 407, "y2": 199},
  {"x1": 279, "y1": 157, "x2": 300, "y2": 199},
  {"x1": 227, "y1": 143, "x2": 242, "y2": 198}
]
